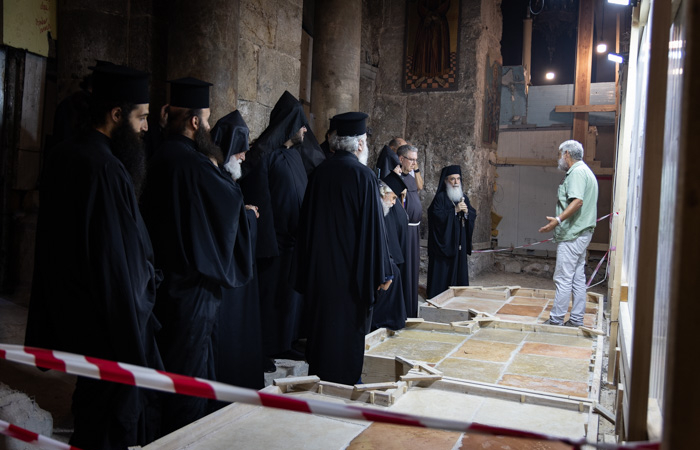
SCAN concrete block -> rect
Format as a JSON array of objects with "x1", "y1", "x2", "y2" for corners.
[
  {"x1": 237, "y1": 100, "x2": 272, "y2": 141},
  {"x1": 0, "y1": 383, "x2": 53, "y2": 450},
  {"x1": 263, "y1": 360, "x2": 309, "y2": 387},
  {"x1": 505, "y1": 261, "x2": 522, "y2": 273},
  {"x1": 257, "y1": 48, "x2": 300, "y2": 107}
]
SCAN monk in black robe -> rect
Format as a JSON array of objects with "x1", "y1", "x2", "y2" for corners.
[
  {"x1": 209, "y1": 110, "x2": 265, "y2": 395},
  {"x1": 239, "y1": 91, "x2": 308, "y2": 360},
  {"x1": 398, "y1": 145, "x2": 422, "y2": 317},
  {"x1": 371, "y1": 172, "x2": 409, "y2": 331},
  {"x1": 296, "y1": 112, "x2": 393, "y2": 385},
  {"x1": 26, "y1": 64, "x2": 162, "y2": 449},
  {"x1": 427, "y1": 165, "x2": 477, "y2": 299},
  {"x1": 375, "y1": 145, "x2": 401, "y2": 179},
  {"x1": 141, "y1": 78, "x2": 253, "y2": 434}
]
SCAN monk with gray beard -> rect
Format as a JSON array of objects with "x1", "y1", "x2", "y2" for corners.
[{"x1": 426, "y1": 165, "x2": 477, "y2": 299}]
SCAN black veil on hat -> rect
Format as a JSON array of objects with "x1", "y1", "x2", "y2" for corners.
[
  {"x1": 436, "y1": 165, "x2": 462, "y2": 195},
  {"x1": 211, "y1": 110, "x2": 249, "y2": 164},
  {"x1": 382, "y1": 171, "x2": 407, "y2": 196},
  {"x1": 244, "y1": 91, "x2": 324, "y2": 175}
]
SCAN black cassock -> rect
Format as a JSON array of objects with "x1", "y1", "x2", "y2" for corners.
[
  {"x1": 209, "y1": 111, "x2": 264, "y2": 396},
  {"x1": 141, "y1": 134, "x2": 253, "y2": 434},
  {"x1": 371, "y1": 204, "x2": 407, "y2": 331},
  {"x1": 26, "y1": 129, "x2": 162, "y2": 450},
  {"x1": 427, "y1": 175, "x2": 477, "y2": 299},
  {"x1": 374, "y1": 145, "x2": 400, "y2": 179},
  {"x1": 295, "y1": 151, "x2": 393, "y2": 385},
  {"x1": 240, "y1": 91, "x2": 309, "y2": 357},
  {"x1": 400, "y1": 173, "x2": 422, "y2": 317}
]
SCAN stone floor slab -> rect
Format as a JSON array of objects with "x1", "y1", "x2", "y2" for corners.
[
  {"x1": 498, "y1": 374, "x2": 590, "y2": 398},
  {"x1": 389, "y1": 387, "x2": 484, "y2": 422},
  {"x1": 470, "y1": 328, "x2": 526, "y2": 344},
  {"x1": 396, "y1": 329, "x2": 468, "y2": 344},
  {"x1": 497, "y1": 304, "x2": 545, "y2": 317},
  {"x1": 460, "y1": 434, "x2": 573, "y2": 449},
  {"x1": 366, "y1": 338, "x2": 458, "y2": 364},
  {"x1": 453, "y1": 340, "x2": 518, "y2": 362},
  {"x1": 524, "y1": 333, "x2": 593, "y2": 348},
  {"x1": 348, "y1": 422, "x2": 461, "y2": 450},
  {"x1": 506, "y1": 354, "x2": 590, "y2": 382},
  {"x1": 496, "y1": 313, "x2": 539, "y2": 323},
  {"x1": 519, "y1": 342, "x2": 592, "y2": 360},
  {"x1": 475, "y1": 397, "x2": 587, "y2": 438},
  {"x1": 443, "y1": 298, "x2": 503, "y2": 314},
  {"x1": 436, "y1": 358, "x2": 504, "y2": 383}
]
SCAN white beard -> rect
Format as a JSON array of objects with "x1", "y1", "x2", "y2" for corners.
[
  {"x1": 358, "y1": 148, "x2": 369, "y2": 166},
  {"x1": 558, "y1": 156, "x2": 568, "y2": 171},
  {"x1": 446, "y1": 183, "x2": 463, "y2": 203},
  {"x1": 224, "y1": 156, "x2": 243, "y2": 181},
  {"x1": 382, "y1": 199, "x2": 392, "y2": 216}
]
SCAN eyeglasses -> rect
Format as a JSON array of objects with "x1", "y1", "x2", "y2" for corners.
[{"x1": 401, "y1": 156, "x2": 417, "y2": 162}]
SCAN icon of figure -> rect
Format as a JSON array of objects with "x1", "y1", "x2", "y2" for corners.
[{"x1": 411, "y1": 0, "x2": 452, "y2": 78}]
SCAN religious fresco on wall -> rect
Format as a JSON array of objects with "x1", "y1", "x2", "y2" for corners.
[
  {"x1": 482, "y1": 55, "x2": 502, "y2": 147},
  {"x1": 403, "y1": 0, "x2": 460, "y2": 92}
]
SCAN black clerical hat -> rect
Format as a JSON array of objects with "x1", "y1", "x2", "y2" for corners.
[
  {"x1": 382, "y1": 171, "x2": 407, "y2": 196},
  {"x1": 168, "y1": 77, "x2": 213, "y2": 109},
  {"x1": 328, "y1": 117, "x2": 338, "y2": 133},
  {"x1": 91, "y1": 64, "x2": 149, "y2": 104},
  {"x1": 444, "y1": 165, "x2": 461, "y2": 177},
  {"x1": 333, "y1": 112, "x2": 368, "y2": 137}
]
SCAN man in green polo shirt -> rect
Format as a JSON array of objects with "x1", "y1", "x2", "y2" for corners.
[{"x1": 539, "y1": 140, "x2": 599, "y2": 327}]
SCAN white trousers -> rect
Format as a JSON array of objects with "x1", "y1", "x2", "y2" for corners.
[{"x1": 550, "y1": 231, "x2": 593, "y2": 324}]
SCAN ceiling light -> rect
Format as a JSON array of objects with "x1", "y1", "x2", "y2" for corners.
[
  {"x1": 608, "y1": 53, "x2": 624, "y2": 64},
  {"x1": 545, "y1": 72, "x2": 555, "y2": 80},
  {"x1": 596, "y1": 43, "x2": 608, "y2": 53}
]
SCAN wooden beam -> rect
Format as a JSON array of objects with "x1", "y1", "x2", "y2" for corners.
[
  {"x1": 626, "y1": 0, "x2": 671, "y2": 441},
  {"x1": 573, "y1": 0, "x2": 595, "y2": 144},
  {"x1": 555, "y1": 104, "x2": 617, "y2": 113}
]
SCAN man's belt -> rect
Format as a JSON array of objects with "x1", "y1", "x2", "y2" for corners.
[{"x1": 408, "y1": 222, "x2": 421, "y2": 227}]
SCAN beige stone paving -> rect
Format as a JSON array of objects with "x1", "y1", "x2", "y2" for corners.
[
  {"x1": 470, "y1": 327, "x2": 526, "y2": 344},
  {"x1": 348, "y1": 422, "x2": 461, "y2": 450},
  {"x1": 389, "y1": 387, "x2": 483, "y2": 422},
  {"x1": 366, "y1": 337, "x2": 458, "y2": 363},
  {"x1": 452, "y1": 340, "x2": 519, "y2": 362},
  {"x1": 519, "y1": 342, "x2": 592, "y2": 360},
  {"x1": 498, "y1": 374, "x2": 590, "y2": 398},
  {"x1": 396, "y1": 329, "x2": 468, "y2": 344},
  {"x1": 436, "y1": 357, "x2": 504, "y2": 383},
  {"x1": 506, "y1": 354, "x2": 590, "y2": 382},
  {"x1": 508, "y1": 296, "x2": 550, "y2": 306},
  {"x1": 443, "y1": 297, "x2": 503, "y2": 314},
  {"x1": 524, "y1": 332, "x2": 594, "y2": 348}
]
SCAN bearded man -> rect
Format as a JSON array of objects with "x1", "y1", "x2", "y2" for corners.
[
  {"x1": 26, "y1": 63, "x2": 162, "y2": 449},
  {"x1": 427, "y1": 165, "x2": 477, "y2": 299},
  {"x1": 371, "y1": 172, "x2": 409, "y2": 331},
  {"x1": 295, "y1": 112, "x2": 393, "y2": 385},
  {"x1": 140, "y1": 78, "x2": 253, "y2": 434}
]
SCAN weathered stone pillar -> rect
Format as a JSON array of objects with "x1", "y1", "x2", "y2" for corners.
[
  {"x1": 167, "y1": 0, "x2": 240, "y2": 122},
  {"x1": 310, "y1": 0, "x2": 362, "y2": 133}
]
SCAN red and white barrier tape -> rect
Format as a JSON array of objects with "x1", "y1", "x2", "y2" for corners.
[
  {"x1": 476, "y1": 212, "x2": 619, "y2": 254},
  {"x1": 0, "y1": 344, "x2": 658, "y2": 450},
  {"x1": 0, "y1": 419, "x2": 79, "y2": 450}
]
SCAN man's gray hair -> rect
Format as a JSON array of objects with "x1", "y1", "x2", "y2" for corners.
[
  {"x1": 559, "y1": 140, "x2": 584, "y2": 161},
  {"x1": 397, "y1": 144, "x2": 417, "y2": 157},
  {"x1": 332, "y1": 133, "x2": 367, "y2": 153},
  {"x1": 378, "y1": 181, "x2": 393, "y2": 197}
]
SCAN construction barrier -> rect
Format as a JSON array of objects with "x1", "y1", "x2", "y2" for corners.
[{"x1": 0, "y1": 343, "x2": 659, "y2": 450}]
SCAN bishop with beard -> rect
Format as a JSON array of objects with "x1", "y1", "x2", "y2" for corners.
[
  {"x1": 26, "y1": 64, "x2": 162, "y2": 449},
  {"x1": 427, "y1": 165, "x2": 477, "y2": 299},
  {"x1": 140, "y1": 78, "x2": 254, "y2": 434}
]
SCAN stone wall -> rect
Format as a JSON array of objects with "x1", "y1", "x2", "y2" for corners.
[
  {"x1": 361, "y1": 0, "x2": 502, "y2": 275},
  {"x1": 236, "y1": 0, "x2": 304, "y2": 139}
]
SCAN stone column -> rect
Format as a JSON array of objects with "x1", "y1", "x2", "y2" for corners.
[
  {"x1": 167, "y1": 0, "x2": 240, "y2": 122},
  {"x1": 310, "y1": 0, "x2": 362, "y2": 133}
]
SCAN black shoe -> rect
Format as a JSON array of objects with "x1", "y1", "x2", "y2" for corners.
[
  {"x1": 263, "y1": 358, "x2": 277, "y2": 373},
  {"x1": 563, "y1": 319, "x2": 583, "y2": 328},
  {"x1": 543, "y1": 318, "x2": 562, "y2": 326}
]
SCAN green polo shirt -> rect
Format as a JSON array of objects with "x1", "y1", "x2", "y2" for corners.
[{"x1": 554, "y1": 160, "x2": 599, "y2": 242}]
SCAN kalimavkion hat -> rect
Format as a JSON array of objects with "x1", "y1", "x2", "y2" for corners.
[
  {"x1": 168, "y1": 77, "x2": 213, "y2": 109},
  {"x1": 333, "y1": 112, "x2": 368, "y2": 137},
  {"x1": 382, "y1": 171, "x2": 407, "y2": 196},
  {"x1": 91, "y1": 64, "x2": 150, "y2": 104}
]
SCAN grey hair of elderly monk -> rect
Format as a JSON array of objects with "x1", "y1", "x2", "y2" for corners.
[{"x1": 559, "y1": 140, "x2": 584, "y2": 161}]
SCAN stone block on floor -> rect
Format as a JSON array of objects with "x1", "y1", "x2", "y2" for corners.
[{"x1": 0, "y1": 383, "x2": 53, "y2": 450}]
